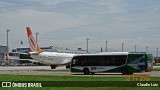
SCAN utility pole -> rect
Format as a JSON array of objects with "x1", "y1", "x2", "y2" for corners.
[
  {"x1": 86, "y1": 38, "x2": 89, "y2": 53},
  {"x1": 122, "y1": 43, "x2": 124, "y2": 52},
  {"x1": 156, "y1": 48, "x2": 158, "y2": 64},
  {"x1": 6, "y1": 29, "x2": 10, "y2": 65},
  {"x1": 6, "y1": 29, "x2": 10, "y2": 51},
  {"x1": 135, "y1": 45, "x2": 137, "y2": 52},
  {"x1": 146, "y1": 46, "x2": 148, "y2": 52},
  {"x1": 36, "y1": 32, "x2": 39, "y2": 43},
  {"x1": 105, "y1": 41, "x2": 108, "y2": 52}
]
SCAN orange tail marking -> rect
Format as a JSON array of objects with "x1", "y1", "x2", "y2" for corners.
[{"x1": 26, "y1": 27, "x2": 43, "y2": 52}]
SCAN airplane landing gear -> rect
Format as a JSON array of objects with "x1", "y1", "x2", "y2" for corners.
[{"x1": 50, "y1": 65, "x2": 56, "y2": 69}]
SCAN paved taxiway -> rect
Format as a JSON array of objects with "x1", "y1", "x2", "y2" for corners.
[{"x1": 0, "y1": 66, "x2": 159, "y2": 77}]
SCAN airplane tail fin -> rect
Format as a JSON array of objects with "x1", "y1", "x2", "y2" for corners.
[
  {"x1": 4, "y1": 51, "x2": 11, "y2": 60},
  {"x1": 26, "y1": 27, "x2": 43, "y2": 53}
]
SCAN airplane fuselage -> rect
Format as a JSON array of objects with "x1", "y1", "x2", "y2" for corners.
[{"x1": 30, "y1": 52, "x2": 75, "y2": 65}]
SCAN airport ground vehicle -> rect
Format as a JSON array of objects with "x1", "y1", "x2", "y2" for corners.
[{"x1": 71, "y1": 52, "x2": 153, "y2": 75}]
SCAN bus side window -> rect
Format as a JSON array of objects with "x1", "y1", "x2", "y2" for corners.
[
  {"x1": 115, "y1": 56, "x2": 127, "y2": 66},
  {"x1": 72, "y1": 59, "x2": 76, "y2": 65},
  {"x1": 105, "y1": 56, "x2": 110, "y2": 66},
  {"x1": 106, "y1": 56, "x2": 115, "y2": 66},
  {"x1": 99, "y1": 56, "x2": 105, "y2": 66},
  {"x1": 139, "y1": 56, "x2": 145, "y2": 62},
  {"x1": 83, "y1": 58, "x2": 88, "y2": 66},
  {"x1": 87, "y1": 56, "x2": 94, "y2": 66},
  {"x1": 72, "y1": 57, "x2": 81, "y2": 66},
  {"x1": 127, "y1": 56, "x2": 138, "y2": 64}
]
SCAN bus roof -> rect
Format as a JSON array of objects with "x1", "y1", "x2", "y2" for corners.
[{"x1": 74, "y1": 52, "x2": 129, "y2": 57}]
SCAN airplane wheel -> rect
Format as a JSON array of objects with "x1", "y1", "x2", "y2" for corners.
[{"x1": 51, "y1": 65, "x2": 56, "y2": 69}]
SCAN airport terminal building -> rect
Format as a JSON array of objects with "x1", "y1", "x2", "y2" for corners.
[
  {"x1": 0, "y1": 45, "x2": 7, "y2": 65},
  {"x1": 12, "y1": 46, "x2": 87, "y2": 54},
  {"x1": 0, "y1": 45, "x2": 7, "y2": 60}
]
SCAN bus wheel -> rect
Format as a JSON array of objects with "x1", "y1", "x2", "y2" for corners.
[
  {"x1": 83, "y1": 68, "x2": 90, "y2": 75},
  {"x1": 121, "y1": 68, "x2": 128, "y2": 75},
  {"x1": 129, "y1": 72, "x2": 133, "y2": 75}
]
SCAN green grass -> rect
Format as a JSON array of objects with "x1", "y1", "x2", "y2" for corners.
[
  {"x1": 0, "y1": 74, "x2": 159, "y2": 81},
  {"x1": 0, "y1": 74, "x2": 159, "y2": 90},
  {"x1": 0, "y1": 74, "x2": 125, "y2": 81}
]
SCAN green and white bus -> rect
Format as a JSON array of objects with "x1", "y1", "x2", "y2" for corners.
[{"x1": 71, "y1": 52, "x2": 153, "y2": 75}]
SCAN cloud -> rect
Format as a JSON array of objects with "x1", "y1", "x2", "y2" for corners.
[
  {"x1": 0, "y1": 8, "x2": 92, "y2": 49},
  {"x1": 0, "y1": 0, "x2": 127, "y2": 15},
  {"x1": 0, "y1": 0, "x2": 160, "y2": 56}
]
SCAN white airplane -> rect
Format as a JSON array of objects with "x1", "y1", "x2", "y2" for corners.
[{"x1": 26, "y1": 27, "x2": 76, "y2": 69}]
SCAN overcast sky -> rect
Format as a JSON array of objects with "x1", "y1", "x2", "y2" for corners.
[{"x1": 0, "y1": 0, "x2": 160, "y2": 56}]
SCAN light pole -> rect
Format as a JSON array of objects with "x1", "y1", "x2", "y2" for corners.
[
  {"x1": 122, "y1": 43, "x2": 124, "y2": 52},
  {"x1": 6, "y1": 29, "x2": 10, "y2": 65},
  {"x1": 105, "y1": 41, "x2": 108, "y2": 52},
  {"x1": 156, "y1": 48, "x2": 158, "y2": 64},
  {"x1": 135, "y1": 45, "x2": 137, "y2": 52},
  {"x1": 146, "y1": 46, "x2": 148, "y2": 52},
  {"x1": 36, "y1": 32, "x2": 39, "y2": 43},
  {"x1": 6, "y1": 29, "x2": 10, "y2": 51},
  {"x1": 86, "y1": 38, "x2": 89, "y2": 53}
]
